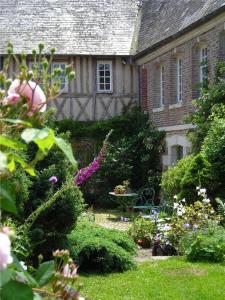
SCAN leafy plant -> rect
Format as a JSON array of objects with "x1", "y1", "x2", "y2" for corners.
[
  {"x1": 68, "y1": 222, "x2": 136, "y2": 272},
  {"x1": 128, "y1": 217, "x2": 156, "y2": 248},
  {"x1": 180, "y1": 226, "x2": 225, "y2": 262}
]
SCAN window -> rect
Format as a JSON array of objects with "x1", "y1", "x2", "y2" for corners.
[
  {"x1": 171, "y1": 145, "x2": 183, "y2": 164},
  {"x1": 160, "y1": 65, "x2": 165, "y2": 106},
  {"x1": 97, "y1": 61, "x2": 113, "y2": 92},
  {"x1": 176, "y1": 58, "x2": 182, "y2": 102},
  {"x1": 52, "y1": 62, "x2": 68, "y2": 93},
  {"x1": 200, "y1": 47, "x2": 208, "y2": 83},
  {"x1": 0, "y1": 56, "x2": 3, "y2": 70}
]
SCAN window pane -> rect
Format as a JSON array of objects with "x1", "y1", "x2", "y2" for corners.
[
  {"x1": 105, "y1": 84, "x2": 110, "y2": 90},
  {"x1": 100, "y1": 84, "x2": 104, "y2": 90},
  {"x1": 100, "y1": 77, "x2": 104, "y2": 83},
  {"x1": 99, "y1": 64, "x2": 104, "y2": 70},
  {"x1": 105, "y1": 77, "x2": 110, "y2": 83},
  {"x1": 100, "y1": 71, "x2": 104, "y2": 76},
  {"x1": 105, "y1": 64, "x2": 110, "y2": 71},
  {"x1": 105, "y1": 70, "x2": 110, "y2": 76}
]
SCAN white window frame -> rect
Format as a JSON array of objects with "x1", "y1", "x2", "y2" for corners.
[
  {"x1": 200, "y1": 47, "x2": 208, "y2": 83},
  {"x1": 97, "y1": 61, "x2": 113, "y2": 93},
  {"x1": 176, "y1": 58, "x2": 182, "y2": 102},
  {"x1": 160, "y1": 65, "x2": 165, "y2": 106},
  {"x1": 52, "y1": 62, "x2": 68, "y2": 93},
  {"x1": 29, "y1": 62, "x2": 69, "y2": 93}
]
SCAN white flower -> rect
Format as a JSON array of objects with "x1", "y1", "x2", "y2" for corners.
[
  {"x1": 20, "y1": 261, "x2": 27, "y2": 271},
  {"x1": 196, "y1": 186, "x2": 200, "y2": 190},
  {"x1": 181, "y1": 198, "x2": 186, "y2": 203},
  {"x1": 173, "y1": 195, "x2": 178, "y2": 199},
  {"x1": 79, "y1": 297, "x2": 85, "y2": 300},
  {"x1": 177, "y1": 207, "x2": 186, "y2": 216},
  {"x1": 203, "y1": 198, "x2": 210, "y2": 204},
  {"x1": 173, "y1": 203, "x2": 179, "y2": 209},
  {"x1": 162, "y1": 225, "x2": 171, "y2": 231},
  {"x1": 0, "y1": 232, "x2": 13, "y2": 270},
  {"x1": 200, "y1": 188, "x2": 206, "y2": 193}
]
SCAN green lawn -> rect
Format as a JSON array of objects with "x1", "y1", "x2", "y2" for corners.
[{"x1": 79, "y1": 258, "x2": 225, "y2": 300}]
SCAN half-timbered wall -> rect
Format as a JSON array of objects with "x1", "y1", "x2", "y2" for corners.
[
  {"x1": 2, "y1": 55, "x2": 138, "y2": 121},
  {"x1": 50, "y1": 56, "x2": 138, "y2": 120}
]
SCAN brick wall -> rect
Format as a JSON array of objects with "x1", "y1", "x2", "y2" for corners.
[
  {"x1": 140, "y1": 22, "x2": 225, "y2": 129},
  {"x1": 140, "y1": 67, "x2": 147, "y2": 110}
]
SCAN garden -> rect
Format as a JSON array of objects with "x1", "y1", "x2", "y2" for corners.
[{"x1": 0, "y1": 44, "x2": 225, "y2": 300}]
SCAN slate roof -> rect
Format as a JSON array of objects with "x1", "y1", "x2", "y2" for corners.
[
  {"x1": 1, "y1": 0, "x2": 225, "y2": 57},
  {"x1": 135, "y1": 0, "x2": 225, "y2": 57},
  {"x1": 0, "y1": 0, "x2": 139, "y2": 55}
]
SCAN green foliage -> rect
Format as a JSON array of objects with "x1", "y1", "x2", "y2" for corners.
[
  {"x1": 128, "y1": 217, "x2": 156, "y2": 248},
  {"x1": 68, "y1": 222, "x2": 136, "y2": 272},
  {"x1": 60, "y1": 108, "x2": 164, "y2": 207},
  {"x1": 180, "y1": 226, "x2": 225, "y2": 263},
  {"x1": 161, "y1": 152, "x2": 218, "y2": 204},
  {"x1": 179, "y1": 154, "x2": 213, "y2": 203},
  {"x1": 161, "y1": 155, "x2": 194, "y2": 205},
  {"x1": 202, "y1": 118, "x2": 225, "y2": 198},
  {"x1": 187, "y1": 61, "x2": 225, "y2": 152},
  {"x1": 21, "y1": 146, "x2": 84, "y2": 261}
]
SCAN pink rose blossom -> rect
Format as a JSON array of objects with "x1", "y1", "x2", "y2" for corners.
[
  {"x1": 0, "y1": 232, "x2": 13, "y2": 270},
  {"x1": 6, "y1": 79, "x2": 46, "y2": 115}
]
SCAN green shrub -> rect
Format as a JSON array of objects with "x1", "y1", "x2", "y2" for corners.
[
  {"x1": 21, "y1": 145, "x2": 85, "y2": 261},
  {"x1": 179, "y1": 153, "x2": 214, "y2": 203},
  {"x1": 161, "y1": 153, "x2": 216, "y2": 205},
  {"x1": 161, "y1": 155, "x2": 193, "y2": 205},
  {"x1": 180, "y1": 226, "x2": 225, "y2": 263},
  {"x1": 202, "y1": 118, "x2": 225, "y2": 198},
  {"x1": 68, "y1": 222, "x2": 136, "y2": 272}
]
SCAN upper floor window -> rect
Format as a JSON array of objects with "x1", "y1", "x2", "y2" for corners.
[
  {"x1": 160, "y1": 65, "x2": 165, "y2": 106},
  {"x1": 29, "y1": 62, "x2": 68, "y2": 93},
  {"x1": 176, "y1": 58, "x2": 182, "y2": 102},
  {"x1": 52, "y1": 62, "x2": 68, "y2": 93},
  {"x1": 97, "y1": 61, "x2": 113, "y2": 93},
  {"x1": 200, "y1": 47, "x2": 208, "y2": 83}
]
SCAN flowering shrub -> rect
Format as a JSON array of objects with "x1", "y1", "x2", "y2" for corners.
[
  {"x1": 154, "y1": 188, "x2": 221, "y2": 252},
  {"x1": 75, "y1": 130, "x2": 112, "y2": 185}
]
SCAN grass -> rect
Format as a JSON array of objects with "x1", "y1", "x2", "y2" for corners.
[{"x1": 79, "y1": 257, "x2": 225, "y2": 300}]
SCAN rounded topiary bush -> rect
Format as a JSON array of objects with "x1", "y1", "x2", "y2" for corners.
[{"x1": 68, "y1": 222, "x2": 136, "y2": 272}]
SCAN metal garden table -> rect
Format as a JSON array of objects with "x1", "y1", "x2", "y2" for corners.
[{"x1": 109, "y1": 192, "x2": 138, "y2": 219}]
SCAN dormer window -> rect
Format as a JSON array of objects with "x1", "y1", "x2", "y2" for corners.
[{"x1": 97, "y1": 61, "x2": 113, "y2": 93}]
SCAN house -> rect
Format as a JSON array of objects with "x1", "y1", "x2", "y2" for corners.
[
  {"x1": 1, "y1": 0, "x2": 225, "y2": 168},
  {"x1": 0, "y1": 0, "x2": 139, "y2": 121},
  {"x1": 134, "y1": 0, "x2": 225, "y2": 169}
]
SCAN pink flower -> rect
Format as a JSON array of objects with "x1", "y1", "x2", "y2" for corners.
[
  {"x1": 62, "y1": 263, "x2": 78, "y2": 278},
  {"x1": 49, "y1": 176, "x2": 58, "y2": 184},
  {"x1": 0, "y1": 232, "x2": 13, "y2": 270},
  {"x1": 6, "y1": 79, "x2": 46, "y2": 115}
]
